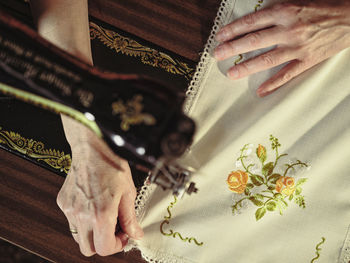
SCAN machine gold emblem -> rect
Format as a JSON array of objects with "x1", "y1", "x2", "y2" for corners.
[{"x1": 111, "y1": 95, "x2": 156, "y2": 131}]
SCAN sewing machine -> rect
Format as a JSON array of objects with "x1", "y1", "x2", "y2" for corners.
[
  {"x1": 0, "y1": 1, "x2": 220, "y2": 261},
  {"x1": 0, "y1": 9, "x2": 198, "y2": 197}
]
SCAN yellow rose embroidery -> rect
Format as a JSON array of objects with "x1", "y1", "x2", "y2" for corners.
[
  {"x1": 227, "y1": 170, "x2": 249, "y2": 194},
  {"x1": 276, "y1": 176, "x2": 295, "y2": 196},
  {"x1": 228, "y1": 135, "x2": 309, "y2": 221}
]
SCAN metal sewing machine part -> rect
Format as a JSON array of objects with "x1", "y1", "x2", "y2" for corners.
[{"x1": 0, "y1": 9, "x2": 198, "y2": 197}]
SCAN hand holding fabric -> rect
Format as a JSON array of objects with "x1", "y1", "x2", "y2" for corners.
[
  {"x1": 31, "y1": 0, "x2": 144, "y2": 256},
  {"x1": 57, "y1": 116, "x2": 144, "y2": 256},
  {"x1": 214, "y1": 0, "x2": 350, "y2": 97}
]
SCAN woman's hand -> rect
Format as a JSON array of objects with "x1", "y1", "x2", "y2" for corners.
[
  {"x1": 214, "y1": 0, "x2": 350, "y2": 97},
  {"x1": 31, "y1": 0, "x2": 143, "y2": 256},
  {"x1": 57, "y1": 116, "x2": 144, "y2": 256}
]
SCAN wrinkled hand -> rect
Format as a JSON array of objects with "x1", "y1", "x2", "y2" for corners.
[
  {"x1": 57, "y1": 116, "x2": 144, "y2": 257},
  {"x1": 214, "y1": 0, "x2": 350, "y2": 97}
]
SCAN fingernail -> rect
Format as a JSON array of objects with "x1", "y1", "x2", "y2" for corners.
[
  {"x1": 227, "y1": 68, "x2": 239, "y2": 79},
  {"x1": 214, "y1": 45, "x2": 224, "y2": 60},
  {"x1": 257, "y1": 87, "x2": 271, "y2": 97}
]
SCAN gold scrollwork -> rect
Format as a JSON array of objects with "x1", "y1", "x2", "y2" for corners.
[
  {"x1": 75, "y1": 88, "x2": 94, "y2": 108},
  {"x1": 89, "y1": 22, "x2": 195, "y2": 80},
  {"x1": 0, "y1": 126, "x2": 71, "y2": 174},
  {"x1": 111, "y1": 95, "x2": 156, "y2": 131}
]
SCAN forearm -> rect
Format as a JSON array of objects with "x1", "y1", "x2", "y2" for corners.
[
  {"x1": 30, "y1": 0, "x2": 94, "y2": 146},
  {"x1": 30, "y1": 0, "x2": 92, "y2": 65}
]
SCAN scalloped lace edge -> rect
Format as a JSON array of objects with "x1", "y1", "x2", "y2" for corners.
[
  {"x1": 338, "y1": 225, "x2": 350, "y2": 263},
  {"x1": 183, "y1": 0, "x2": 237, "y2": 114},
  {"x1": 126, "y1": 246, "x2": 197, "y2": 263},
  {"x1": 125, "y1": 0, "x2": 236, "y2": 261}
]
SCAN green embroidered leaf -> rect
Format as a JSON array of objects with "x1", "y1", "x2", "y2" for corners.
[
  {"x1": 268, "y1": 185, "x2": 275, "y2": 191},
  {"x1": 282, "y1": 199, "x2": 288, "y2": 207},
  {"x1": 288, "y1": 194, "x2": 294, "y2": 201},
  {"x1": 255, "y1": 207, "x2": 266, "y2": 221},
  {"x1": 274, "y1": 193, "x2": 283, "y2": 199},
  {"x1": 246, "y1": 183, "x2": 254, "y2": 189},
  {"x1": 267, "y1": 173, "x2": 281, "y2": 184},
  {"x1": 244, "y1": 188, "x2": 251, "y2": 196},
  {"x1": 266, "y1": 201, "x2": 277, "y2": 211},
  {"x1": 295, "y1": 195, "x2": 306, "y2": 208},
  {"x1": 277, "y1": 199, "x2": 287, "y2": 209},
  {"x1": 255, "y1": 194, "x2": 265, "y2": 200},
  {"x1": 295, "y1": 187, "x2": 302, "y2": 195},
  {"x1": 250, "y1": 175, "x2": 264, "y2": 186},
  {"x1": 256, "y1": 144, "x2": 267, "y2": 164},
  {"x1": 262, "y1": 162, "x2": 274, "y2": 176},
  {"x1": 296, "y1": 178, "x2": 308, "y2": 187},
  {"x1": 249, "y1": 196, "x2": 264, "y2": 207}
]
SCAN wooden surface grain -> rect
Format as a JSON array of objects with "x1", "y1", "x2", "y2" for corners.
[
  {"x1": 0, "y1": 148, "x2": 146, "y2": 263},
  {"x1": 88, "y1": 0, "x2": 221, "y2": 62}
]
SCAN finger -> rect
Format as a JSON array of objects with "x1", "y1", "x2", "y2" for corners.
[
  {"x1": 57, "y1": 194, "x2": 79, "y2": 244},
  {"x1": 215, "y1": 26, "x2": 285, "y2": 61},
  {"x1": 76, "y1": 221, "x2": 96, "y2": 257},
  {"x1": 227, "y1": 47, "x2": 295, "y2": 80},
  {"x1": 216, "y1": 7, "x2": 277, "y2": 42},
  {"x1": 257, "y1": 60, "x2": 306, "y2": 97},
  {"x1": 116, "y1": 231, "x2": 130, "y2": 249},
  {"x1": 118, "y1": 191, "x2": 144, "y2": 240},
  {"x1": 93, "y1": 211, "x2": 124, "y2": 256},
  {"x1": 68, "y1": 223, "x2": 79, "y2": 243}
]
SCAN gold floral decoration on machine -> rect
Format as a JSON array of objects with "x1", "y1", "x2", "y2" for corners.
[
  {"x1": 89, "y1": 22, "x2": 195, "y2": 80},
  {"x1": 111, "y1": 95, "x2": 156, "y2": 131},
  {"x1": 0, "y1": 126, "x2": 71, "y2": 174}
]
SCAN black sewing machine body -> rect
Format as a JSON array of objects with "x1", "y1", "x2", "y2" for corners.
[{"x1": 0, "y1": 9, "x2": 197, "y2": 196}]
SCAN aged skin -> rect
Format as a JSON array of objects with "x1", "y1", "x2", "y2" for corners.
[
  {"x1": 214, "y1": 0, "x2": 350, "y2": 97},
  {"x1": 31, "y1": 0, "x2": 143, "y2": 257}
]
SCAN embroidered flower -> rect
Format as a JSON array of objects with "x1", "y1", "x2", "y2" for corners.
[
  {"x1": 276, "y1": 176, "x2": 295, "y2": 196},
  {"x1": 256, "y1": 144, "x2": 267, "y2": 163},
  {"x1": 227, "y1": 170, "x2": 248, "y2": 194},
  {"x1": 228, "y1": 135, "x2": 309, "y2": 221}
]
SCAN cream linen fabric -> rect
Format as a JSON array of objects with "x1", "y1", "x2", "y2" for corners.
[{"x1": 126, "y1": 0, "x2": 350, "y2": 262}]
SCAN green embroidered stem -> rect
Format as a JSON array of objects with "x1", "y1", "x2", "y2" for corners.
[
  {"x1": 164, "y1": 195, "x2": 177, "y2": 220},
  {"x1": 310, "y1": 237, "x2": 326, "y2": 263},
  {"x1": 283, "y1": 160, "x2": 308, "y2": 177},
  {"x1": 160, "y1": 196, "x2": 204, "y2": 247},
  {"x1": 234, "y1": 54, "x2": 243, "y2": 65},
  {"x1": 232, "y1": 196, "x2": 250, "y2": 213},
  {"x1": 241, "y1": 156, "x2": 256, "y2": 178},
  {"x1": 254, "y1": 0, "x2": 264, "y2": 12},
  {"x1": 234, "y1": 0, "x2": 264, "y2": 65},
  {"x1": 239, "y1": 144, "x2": 259, "y2": 178},
  {"x1": 270, "y1": 135, "x2": 287, "y2": 168}
]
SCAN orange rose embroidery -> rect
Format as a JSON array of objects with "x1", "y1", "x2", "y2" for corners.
[
  {"x1": 229, "y1": 135, "x2": 309, "y2": 221},
  {"x1": 276, "y1": 176, "x2": 295, "y2": 196},
  {"x1": 227, "y1": 170, "x2": 249, "y2": 194}
]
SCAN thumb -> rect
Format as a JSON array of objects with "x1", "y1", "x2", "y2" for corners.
[{"x1": 118, "y1": 192, "x2": 144, "y2": 240}]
